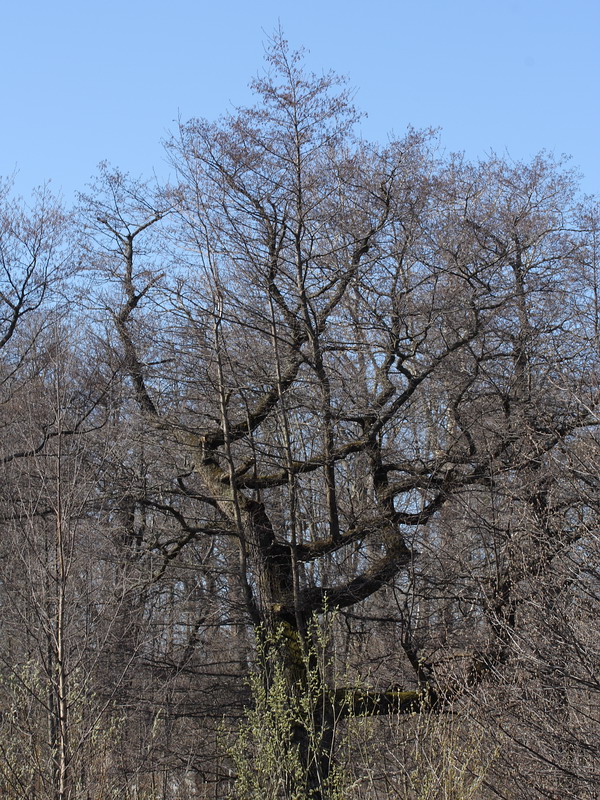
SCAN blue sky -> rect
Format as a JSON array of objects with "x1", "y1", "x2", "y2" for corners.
[{"x1": 2, "y1": 0, "x2": 598, "y2": 202}]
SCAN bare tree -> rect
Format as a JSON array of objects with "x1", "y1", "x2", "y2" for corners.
[{"x1": 77, "y1": 35, "x2": 599, "y2": 799}]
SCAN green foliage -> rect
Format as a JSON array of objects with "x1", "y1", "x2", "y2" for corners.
[
  {"x1": 226, "y1": 618, "x2": 351, "y2": 800},
  {"x1": 0, "y1": 661, "x2": 125, "y2": 800},
  {"x1": 226, "y1": 618, "x2": 496, "y2": 800}
]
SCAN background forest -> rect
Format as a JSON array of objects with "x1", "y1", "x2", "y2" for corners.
[{"x1": 0, "y1": 37, "x2": 599, "y2": 800}]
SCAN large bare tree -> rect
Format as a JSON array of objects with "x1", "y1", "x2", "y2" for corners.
[{"x1": 78, "y1": 36, "x2": 600, "y2": 799}]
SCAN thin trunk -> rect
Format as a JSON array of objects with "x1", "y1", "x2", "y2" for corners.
[{"x1": 54, "y1": 362, "x2": 70, "y2": 800}]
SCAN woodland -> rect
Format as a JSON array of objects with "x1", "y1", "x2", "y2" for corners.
[{"x1": 0, "y1": 35, "x2": 599, "y2": 800}]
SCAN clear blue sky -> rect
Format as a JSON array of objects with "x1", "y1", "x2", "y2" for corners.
[{"x1": 2, "y1": 0, "x2": 598, "y2": 202}]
